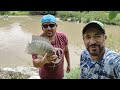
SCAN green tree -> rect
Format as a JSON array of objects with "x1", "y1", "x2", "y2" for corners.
[
  {"x1": 29, "y1": 11, "x2": 56, "y2": 15},
  {"x1": 109, "y1": 11, "x2": 119, "y2": 20},
  {"x1": 0, "y1": 11, "x2": 9, "y2": 15}
]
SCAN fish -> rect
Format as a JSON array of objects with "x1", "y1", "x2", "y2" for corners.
[
  {"x1": 26, "y1": 35, "x2": 55, "y2": 56},
  {"x1": 26, "y1": 35, "x2": 62, "y2": 64}
]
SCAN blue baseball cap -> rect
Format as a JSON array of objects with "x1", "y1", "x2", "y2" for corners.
[{"x1": 41, "y1": 14, "x2": 56, "y2": 24}]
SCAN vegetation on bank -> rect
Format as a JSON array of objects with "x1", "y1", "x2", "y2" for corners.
[
  {"x1": 0, "y1": 11, "x2": 120, "y2": 25},
  {"x1": 57, "y1": 11, "x2": 120, "y2": 25},
  {"x1": 64, "y1": 66, "x2": 80, "y2": 79},
  {"x1": 0, "y1": 11, "x2": 56, "y2": 15}
]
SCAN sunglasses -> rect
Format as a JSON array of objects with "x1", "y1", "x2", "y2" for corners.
[{"x1": 43, "y1": 24, "x2": 56, "y2": 28}]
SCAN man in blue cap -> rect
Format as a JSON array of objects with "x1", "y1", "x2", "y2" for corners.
[
  {"x1": 80, "y1": 20, "x2": 120, "y2": 79},
  {"x1": 32, "y1": 14, "x2": 71, "y2": 79}
]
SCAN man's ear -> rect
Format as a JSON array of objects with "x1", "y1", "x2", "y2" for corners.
[
  {"x1": 42, "y1": 25, "x2": 43, "y2": 30},
  {"x1": 105, "y1": 35, "x2": 107, "y2": 40},
  {"x1": 56, "y1": 24, "x2": 58, "y2": 28}
]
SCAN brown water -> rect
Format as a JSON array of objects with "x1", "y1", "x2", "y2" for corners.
[
  {"x1": 0, "y1": 15, "x2": 120, "y2": 68},
  {"x1": 0, "y1": 15, "x2": 82, "y2": 68}
]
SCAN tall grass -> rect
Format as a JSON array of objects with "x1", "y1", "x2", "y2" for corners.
[{"x1": 64, "y1": 66, "x2": 80, "y2": 79}]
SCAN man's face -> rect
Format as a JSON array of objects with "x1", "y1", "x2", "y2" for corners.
[
  {"x1": 42, "y1": 22, "x2": 57, "y2": 37},
  {"x1": 83, "y1": 27, "x2": 107, "y2": 56}
]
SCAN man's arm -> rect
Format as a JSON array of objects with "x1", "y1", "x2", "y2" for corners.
[
  {"x1": 113, "y1": 56, "x2": 120, "y2": 79},
  {"x1": 32, "y1": 54, "x2": 47, "y2": 68},
  {"x1": 80, "y1": 54, "x2": 83, "y2": 79},
  {"x1": 80, "y1": 51, "x2": 86, "y2": 79},
  {"x1": 32, "y1": 53, "x2": 58, "y2": 68},
  {"x1": 64, "y1": 45, "x2": 70, "y2": 72}
]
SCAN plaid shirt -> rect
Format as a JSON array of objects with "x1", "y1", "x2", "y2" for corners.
[{"x1": 80, "y1": 48, "x2": 120, "y2": 79}]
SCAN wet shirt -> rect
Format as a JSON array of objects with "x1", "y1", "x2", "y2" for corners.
[
  {"x1": 32, "y1": 32, "x2": 68, "y2": 79},
  {"x1": 80, "y1": 48, "x2": 120, "y2": 79}
]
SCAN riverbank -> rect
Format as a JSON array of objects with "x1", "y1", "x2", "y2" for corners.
[
  {"x1": 0, "y1": 66, "x2": 39, "y2": 79},
  {"x1": 0, "y1": 63, "x2": 80, "y2": 79}
]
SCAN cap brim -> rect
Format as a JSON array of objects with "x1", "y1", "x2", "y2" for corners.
[{"x1": 82, "y1": 22, "x2": 105, "y2": 34}]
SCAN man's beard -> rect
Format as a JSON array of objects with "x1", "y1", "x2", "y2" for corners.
[{"x1": 87, "y1": 44, "x2": 104, "y2": 56}]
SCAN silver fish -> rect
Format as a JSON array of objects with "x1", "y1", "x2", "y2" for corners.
[{"x1": 26, "y1": 35, "x2": 55, "y2": 56}]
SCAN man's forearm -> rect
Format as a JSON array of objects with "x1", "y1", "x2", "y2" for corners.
[
  {"x1": 33, "y1": 58, "x2": 46, "y2": 68},
  {"x1": 65, "y1": 50, "x2": 70, "y2": 66}
]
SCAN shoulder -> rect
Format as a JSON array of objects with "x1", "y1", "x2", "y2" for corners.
[
  {"x1": 105, "y1": 48, "x2": 120, "y2": 60},
  {"x1": 56, "y1": 32, "x2": 68, "y2": 45},
  {"x1": 56, "y1": 32, "x2": 67, "y2": 38},
  {"x1": 104, "y1": 48, "x2": 120, "y2": 65},
  {"x1": 40, "y1": 33, "x2": 44, "y2": 37},
  {"x1": 104, "y1": 49, "x2": 120, "y2": 78}
]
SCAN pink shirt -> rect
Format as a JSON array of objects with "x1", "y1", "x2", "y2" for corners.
[{"x1": 32, "y1": 32, "x2": 68, "y2": 79}]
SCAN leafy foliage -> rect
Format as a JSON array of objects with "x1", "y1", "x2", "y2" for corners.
[{"x1": 109, "y1": 11, "x2": 118, "y2": 20}]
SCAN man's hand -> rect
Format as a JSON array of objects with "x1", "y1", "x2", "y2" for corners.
[
  {"x1": 32, "y1": 53, "x2": 38, "y2": 59},
  {"x1": 66, "y1": 65, "x2": 70, "y2": 73},
  {"x1": 43, "y1": 53, "x2": 58, "y2": 64}
]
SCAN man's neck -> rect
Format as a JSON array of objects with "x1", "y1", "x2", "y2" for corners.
[
  {"x1": 48, "y1": 36, "x2": 54, "y2": 43},
  {"x1": 44, "y1": 34, "x2": 56, "y2": 43}
]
